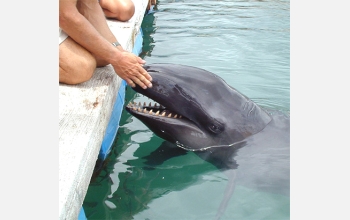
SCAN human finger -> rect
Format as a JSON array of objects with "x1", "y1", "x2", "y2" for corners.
[
  {"x1": 133, "y1": 66, "x2": 153, "y2": 88},
  {"x1": 136, "y1": 56, "x2": 146, "y2": 65},
  {"x1": 131, "y1": 75, "x2": 148, "y2": 89},
  {"x1": 125, "y1": 78, "x2": 136, "y2": 88},
  {"x1": 139, "y1": 67, "x2": 152, "y2": 82},
  {"x1": 138, "y1": 71, "x2": 153, "y2": 88},
  {"x1": 139, "y1": 65, "x2": 153, "y2": 85}
]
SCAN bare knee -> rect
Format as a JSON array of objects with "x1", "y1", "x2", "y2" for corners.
[
  {"x1": 59, "y1": 38, "x2": 97, "y2": 85},
  {"x1": 118, "y1": 0, "x2": 135, "y2": 21},
  {"x1": 60, "y1": 59, "x2": 96, "y2": 85},
  {"x1": 100, "y1": 0, "x2": 135, "y2": 21}
]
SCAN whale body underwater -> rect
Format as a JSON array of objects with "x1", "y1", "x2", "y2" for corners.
[{"x1": 125, "y1": 63, "x2": 290, "y2": 218}]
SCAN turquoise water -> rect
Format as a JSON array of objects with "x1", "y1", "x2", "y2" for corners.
[{"x1": 83, "y1": 0, "x2": 290, "y2": 219}]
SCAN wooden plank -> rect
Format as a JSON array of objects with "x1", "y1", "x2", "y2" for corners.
[{"x1": 58, "y1": 0, "x2": 149, "y2": 219}]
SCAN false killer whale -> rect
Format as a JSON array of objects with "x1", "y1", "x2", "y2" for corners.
[{"x1": 125, "y1": 63, "x2": 290, "y2": 219}]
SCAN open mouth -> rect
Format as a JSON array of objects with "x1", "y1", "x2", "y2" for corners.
[{"x1": 125, "y1": 98, "x2": 184, "y2": 120}]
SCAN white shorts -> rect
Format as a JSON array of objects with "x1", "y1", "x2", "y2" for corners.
[{"x1": 59, "y1": 28, "x2": 68, "y2": 45}]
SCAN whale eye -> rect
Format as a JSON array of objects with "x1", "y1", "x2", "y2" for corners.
[{"x1": 208, "y1": 122, "x2": 224, "y2": 134}]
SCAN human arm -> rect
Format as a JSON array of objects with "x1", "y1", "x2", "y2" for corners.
[{"x1": 59, "y1": 0, "x2": 152, "y2": 89}]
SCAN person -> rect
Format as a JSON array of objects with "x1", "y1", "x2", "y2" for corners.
[
  {"x1": 98, "y1": 0, "x2": 156, "y2": 21},
  {"x1": 99, "y1": 0, "x2": 135, "y2": 21},
  {"x1": 147, "y1": 0, "x2": 156, "y2": 11},
  {"x1": 59, "y1": 0, "x2": 153, "y2": 89}
]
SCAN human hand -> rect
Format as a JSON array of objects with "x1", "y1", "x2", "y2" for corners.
[{"x1": 112, "y1": 51, "x2": 152, "y2": 89}]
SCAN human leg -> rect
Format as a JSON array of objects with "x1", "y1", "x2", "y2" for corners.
[
  {"x1": 59, "y1": 37, "x2": 96, "y2": 84},
  {"x1": 147, "y1": 0, "x2": 156, "y2": 11},
  {"x1": 59, "y1": 0, "x2": 111, "y2": 84},
  {"x1": 76, "y1": 0, "x2": 118, "y2": 66},
  {"x1": 99, "y1": 0, "x2": 135, "y2": 21},
  {"x1": 59, "y1": 0, "x2": 152, "y2": 88}
]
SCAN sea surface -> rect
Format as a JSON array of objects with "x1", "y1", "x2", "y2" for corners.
[{"x1": 83, "y1": 0, "x2": 290, "y2": 219}]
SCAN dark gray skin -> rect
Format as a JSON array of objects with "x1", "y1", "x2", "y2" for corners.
[
  {"x1": 126, "y1": 63, "x2": 272, "y2": 151},
  {"x1": 125, "y1": 63, "x2": 290, "y2": 219}
]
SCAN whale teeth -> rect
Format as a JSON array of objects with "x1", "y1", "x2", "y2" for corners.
[{"x1": 128, "y1": 100, "x2": 183, "y2": 119}]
